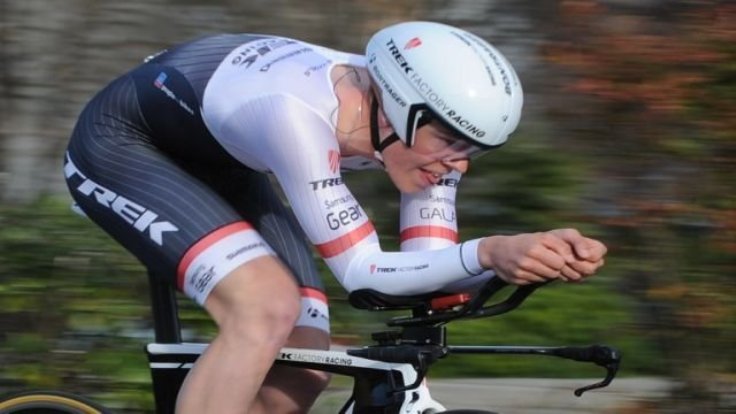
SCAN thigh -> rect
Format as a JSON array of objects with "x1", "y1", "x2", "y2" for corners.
[
  {"x1": 64, "y1": 75, "x2": 268, "y2": 303},
  {"x1": 211, "y1": 171, "x2": 329, "y2": 332},
  {"x1": 213, "y1": 170, "x2": 323, "y2": 290},
  {"x1": 65, "y1": 72, "x2": 327, "y2": 323}
]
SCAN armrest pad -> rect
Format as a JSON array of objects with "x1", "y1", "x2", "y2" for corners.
[{"x1": 348, "y1": 289, "x2": 470, "y2": 311}]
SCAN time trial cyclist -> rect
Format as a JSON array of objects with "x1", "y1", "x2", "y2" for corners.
[{"x1": 63, "y1": 21, "x2": 607, "y2": 414}]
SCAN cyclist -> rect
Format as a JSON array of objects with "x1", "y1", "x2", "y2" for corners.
[{"x1": 64, "y1": 21, "x2": 606, "y2": 414}]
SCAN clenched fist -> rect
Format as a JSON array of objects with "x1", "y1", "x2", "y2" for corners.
[{"x1": 478, "y1": 228, "x2": 607, "y2": 285}]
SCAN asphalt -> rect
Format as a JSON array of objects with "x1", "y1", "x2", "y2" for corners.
[{"x1": 311, "y1": 377, "x2": 672, "y2": 413}]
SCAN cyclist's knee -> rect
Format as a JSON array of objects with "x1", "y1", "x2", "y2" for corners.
[
  {"x1": 205, "y1": 257, "x2": 301, "y2": 342},
  {"x1": 219, "y1": 295, "x2": 300, "y2": 347}
]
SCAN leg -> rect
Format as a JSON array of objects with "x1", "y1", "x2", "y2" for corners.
[
  {"x1": 217, "y1": 172, "x2": 333, "y2": 412},
  {"x1": 250, "y1": 327, "x2": 332, "y2": 413},
  {"x1": 176, "y1": 256, "x2": 301, "y2": 414},
  {"x1": 65, "y1": 67, "x2": 329, "y2": 414}
]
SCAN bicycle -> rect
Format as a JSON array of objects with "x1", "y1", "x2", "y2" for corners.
[{"x1": 0, "y1": 272, "x2": 621, "y2": 413}]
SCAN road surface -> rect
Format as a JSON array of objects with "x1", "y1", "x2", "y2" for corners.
[{"x1": 312, "y1": 377, "x2": 671, "y2": 413}]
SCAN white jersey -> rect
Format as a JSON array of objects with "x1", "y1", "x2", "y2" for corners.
[{"x1": 201, "y1": 36, "x2": 487, "y2": 295}]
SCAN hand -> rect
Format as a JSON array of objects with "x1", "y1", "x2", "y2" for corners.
[
  {"x1": 478, "y1": 229, "x2": 607, "y2": 285},
  {"x1": 548, "y1": 228, "x2": 607, "y2": 282}
]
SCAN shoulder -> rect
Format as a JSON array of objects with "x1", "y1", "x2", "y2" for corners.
[
  {"x1": 201, "y1": 39, "x2": 355, "y2": 137},
  {"x1": 201, "y1": 93, "x2": 339, "y2": 172}
]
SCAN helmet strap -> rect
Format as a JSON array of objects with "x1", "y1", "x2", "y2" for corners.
[{"x1": 370, "y1": 95, "x2": 400, "y2": 162}]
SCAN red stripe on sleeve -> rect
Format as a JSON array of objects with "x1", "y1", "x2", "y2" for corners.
[
  {"x1": 400, "y1": 225, "x2": 459, "y2": 243},
  {"x1": 315, "y1": 221, "x2": 376, "y2": 258},
  {"x1": 176, "y1": 221, "x2": 253, "y2": 290},
  {"x1": 300, "y1": 287, "x2": 328, "y2": 304}
]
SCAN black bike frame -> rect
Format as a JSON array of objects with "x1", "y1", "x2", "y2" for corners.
[
  {"x1": 148, "y1": 271, "x2": 181, "y2": 344},
  {"x1": 145, "y1": 272, "x2": 426, "y2": 414},
  {"x1": 144, "y1": 270, "x2": 621, "y2": 414}
]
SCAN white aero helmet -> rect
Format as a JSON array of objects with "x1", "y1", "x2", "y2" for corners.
[{"x1": 366, "y1": 21, "x2": 523, "y2": 150}]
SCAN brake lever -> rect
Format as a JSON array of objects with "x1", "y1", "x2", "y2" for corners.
[
  {"x1": 574, "y1": 345, "x2": 620, "y2": 396},
  {"x1": 550, "y1": 344, "x2": 621, "y2": 396},
  {"x1": 574, "y1": 362, "x2": 619, "y2": 396}
]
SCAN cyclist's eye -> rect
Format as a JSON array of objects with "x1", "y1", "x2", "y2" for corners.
[
  {"x1": 441, "y1": 137, "x2": 456, "y2": 146},
  {"x1": 423, "y1": 135, "x2": 453, "y2": 152},
  {"x1": 434, "y1": 133, "x2": 462, "y2": 148}
]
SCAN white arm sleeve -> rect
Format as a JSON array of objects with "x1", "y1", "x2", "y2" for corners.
[
  {"x1": 399, "y1": 170, "x2": 462, "y2": 250},
  {"x1": 217, "y1": 94, "x2": 486, "y2": 295},
  {"x1": 399, "y1": 170, "x2": 496, "y2": 293}
]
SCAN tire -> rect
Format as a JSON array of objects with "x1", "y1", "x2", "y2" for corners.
[{"x1": 0, "y1": 390, "x2": 109, "y2": 414}]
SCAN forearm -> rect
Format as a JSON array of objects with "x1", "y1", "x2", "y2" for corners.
[{"x1": 340, "y1": 240, "x2": 484, "y2": 296}]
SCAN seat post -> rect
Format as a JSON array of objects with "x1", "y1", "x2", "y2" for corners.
[{"x1": 147, "y1": 271, "x2": 182, "y2": 343}]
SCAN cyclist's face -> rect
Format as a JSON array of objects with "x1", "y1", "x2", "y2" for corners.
[
  {"x1": 383, "y1": 122, "x2": 482, "y2": 193},
  {"x1": 413, "y1": 122, "x2": 484, "y2": 162}
]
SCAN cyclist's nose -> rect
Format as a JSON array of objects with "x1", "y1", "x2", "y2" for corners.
[{"x1": 442, "y1": 159, "x2": 469, "y2": 174}]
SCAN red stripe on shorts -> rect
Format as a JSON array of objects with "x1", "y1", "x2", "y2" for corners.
[
  {"x1": 300, "y1": 287, "x2": 328, "y2": 304},
  {"x1": 176, "y1": 221, "x2": 253, "y2": 290}
]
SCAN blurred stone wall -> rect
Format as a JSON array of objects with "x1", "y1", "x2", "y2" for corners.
[{"x1": 0, "y1": 0, "x2": 540, "y2": 203}]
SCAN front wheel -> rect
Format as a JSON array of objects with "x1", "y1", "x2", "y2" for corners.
[{"x1": 0, "y1": 390, "x2": 109, "y2": 414}]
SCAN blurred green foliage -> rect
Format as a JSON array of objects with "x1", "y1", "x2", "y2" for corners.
[
  {"x1": 1, "y1": 1, "x2": 735, "y2": 413},
  {"x1": 0, "y1": 138, "x2": 652, "y2": 412},
  {"x1": 542, "y1": 2, "x2": 736, "y2": 411}
]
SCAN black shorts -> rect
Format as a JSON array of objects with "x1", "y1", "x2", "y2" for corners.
[{"x1": 64, "y1": 35, "x2": 325, "y2": 316}]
